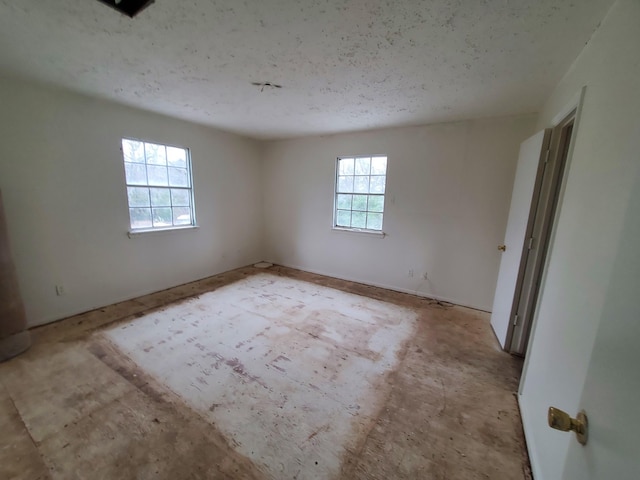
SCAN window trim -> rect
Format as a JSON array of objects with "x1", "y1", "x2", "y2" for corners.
[
  {"x1": 332, "y1": 154, "x2": 388, "y2": 235},
  {"x1": 127, "y1": 224, "x2": 200, "y2": 238},
  {"x1": 121, "y1": 137, "x2": 197, "y2": 233},
  {"x1": 331, "y1": 226, "x2": 386, "y2": 237}
]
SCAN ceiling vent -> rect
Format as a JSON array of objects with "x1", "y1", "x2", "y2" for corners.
[{"x1": 96, "y1": 0, "x2": 155, "y2": 18}]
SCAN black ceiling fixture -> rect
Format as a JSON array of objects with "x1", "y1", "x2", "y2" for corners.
[
  {"x1": 251, "y1": 82, "x2": 283, "y2": 92},
  {"x1": 96, "y1": 0, "x2": 155, "y2": 18}
]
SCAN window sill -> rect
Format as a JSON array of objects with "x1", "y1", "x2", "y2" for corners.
[
  {"x1": 127, "y1": 225, "x2": 200, "y2": 238},
  {"x1": 331, "y1": 227, "x2": 386, "y2": 238}
]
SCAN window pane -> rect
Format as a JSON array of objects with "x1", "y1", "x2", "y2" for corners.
[
  {"x1": 129, "y1": 208, "x2": 152, "y2": 229},
  {"x1": 127, "y1": 187, "x2": 150, "y2": 207},
  {"x1": 355, "y1": 157, "x2": 371, "y2": 175},
  {"x1": 125, "y1": 163, "x2": 147, "y2": 185},
  {"x1": 371, "y1": 156, "x2": 387, "y2": 175},
  {"x1": 336, "y1": 194, "x2": 352, "y2": 210},
  {"x1": 368, "y1": 195, "x2": 384, "y2": 213},
  {"x1": 122, "y1": 139, "x2": 195, "y2": 231},
  {"x1": 150, "y1": 188, "x2": 171, "y2": 207},
  {"x1": 171, "y1": 189, "x2": 190, "y2": 207},
  {"x1": 369, "y1": 175, "x2": 386, "y2": 194},
  {"x1": 367, "y1": 213, "x2": 383, "y2": 230},
  {"x1": 152, "y1": 207, "x2": 172, "y2": 227},
  {"x1": 337, "y1": 176, "x2": 354, "y2": 193},
  {"x1": 351, "y1": 211, "x2": 366, "y2": 228},
  {"x1": 336, "y1": 210, "x2": 351, "y2": 227},
  {"x1": 173, "y1": 207, "x2": 192, "y2": 225},
  {"x1": 122, "y1": 139, "x2": 145, "y2": 163},
  {"x1": 167, "y1": 147, "x2": 187, "y2": 168},
  {"x1": 145, "y1": 143, "x2": 167, "y2": 165},
  {"x1": 352, "y1": 195, "x2": 368, "y2": 211},
  {"x1": 147, "y1": 165, "x2": 168, "y2": 186},
  {"x1": 354, "y1": 176, "x2": 369, "y2": 193},
  {"x1": 168, "y1": 167, "x2": 189, "y2": 187},
  {"x1": 334, "y1": 154, "x2": 387, "y2": 232},
  {"x1": 338, "y1": 158, "x2": 354, "y2": 175}
]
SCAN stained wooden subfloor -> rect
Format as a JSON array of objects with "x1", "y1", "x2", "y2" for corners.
[{"x1": 0, "y1": 266, "x2": 530, "y2": 480}]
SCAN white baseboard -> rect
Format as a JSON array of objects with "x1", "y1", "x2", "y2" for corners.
[
  {"x1": 518, "y1": 394, "x2": 543, "y2": 480},
  {"x1": 28, "y1": 259, "x2": 264, "y2": 328},
  {"x1": 31, "y1": 259, "x2": 491, "y2": 328},
  {"x1": 271, "y1": 261, "x2": 490, "y2": 313}
]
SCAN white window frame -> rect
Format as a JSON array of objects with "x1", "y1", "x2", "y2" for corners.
[
  {"x1": 333, "y1": 155, "x2": 388, "y2": 235},
  {"x1": 121, "y1": 137, "x2": 197, "y2": 234}
]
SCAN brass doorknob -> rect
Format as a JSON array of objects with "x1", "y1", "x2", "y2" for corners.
[
  {"x1": 497, "y1": 245, "x2": 506, "y2": 252},
  {"x1": 548, "y1": 407, "x2": 588, "y2": 445}
]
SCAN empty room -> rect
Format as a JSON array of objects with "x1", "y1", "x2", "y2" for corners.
[{"x1": 0, "y1": 1, "x2": 637, "y2": 479}]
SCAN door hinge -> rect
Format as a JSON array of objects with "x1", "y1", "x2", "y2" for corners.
[
  {"x1": 544, "y1": 149, "x2": 551, "y2": 164},
  {"x1": 528, "y1": 237, "x2": 535, "y2": 250},
  {"x1": 513, "y1": 314, "x2": 519, "y2": 326}
]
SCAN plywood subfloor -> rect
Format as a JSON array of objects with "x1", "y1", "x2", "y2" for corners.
[{"x1": 0, "y1": 266, "x2": 530, "y2": 480}]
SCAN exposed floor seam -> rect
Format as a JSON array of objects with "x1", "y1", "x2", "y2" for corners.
[
  {"x1": 339, "y1": 321, "x2": 416, "y2": 478},
  {"x1": 4, "y1": 386, "x2": 53, "y2": 479},
  {"x1": 1, "y1": 266, "x2": 529, "y2": 479}
]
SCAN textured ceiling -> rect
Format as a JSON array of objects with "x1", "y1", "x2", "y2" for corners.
[{"x1": 0, "y1": 0, "x2": 613, "y2": 139}]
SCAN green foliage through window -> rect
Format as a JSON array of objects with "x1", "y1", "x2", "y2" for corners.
[{"x1": 335, "y1": 156, "x2": 387, "y2": 231}]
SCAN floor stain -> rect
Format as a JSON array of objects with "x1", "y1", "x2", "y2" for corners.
[{"x1": 0, "y1": 265, "x2": 529, "y2": 480}]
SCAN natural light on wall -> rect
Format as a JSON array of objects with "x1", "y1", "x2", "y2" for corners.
[
  {"x1": 334, "y1": 155, "x2": 387, "y2": 232},
  {"x1": 121, "y1": 138, "x2": 196, "y2": 231}
]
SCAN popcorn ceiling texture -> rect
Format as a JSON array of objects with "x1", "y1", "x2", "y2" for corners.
[{"x1": 0, "y1": 0, "x2": 613, "y2": 139}]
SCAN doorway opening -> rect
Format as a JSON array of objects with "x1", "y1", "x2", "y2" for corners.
[{"x1": 506, "y1": 110, "x2": 576, "y2": 355}]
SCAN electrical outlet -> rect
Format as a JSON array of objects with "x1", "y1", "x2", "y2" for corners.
[
  {"x1": 55, "y1": 284, "x2": 66, "y2": 296},
  {"x1": 408, "y1": 269, "x2": 414, "y2": 278}
]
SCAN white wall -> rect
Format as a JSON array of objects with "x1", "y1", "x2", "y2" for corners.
[
  {"x1": 262, "y1": 116, "x2": 536, "y2": 311},
  {"x1": 0, "y1": 78, "x2": 264, "y2": 327},
  {"x1": 520, "y1": 0, "x2": 640, "y2": 478}
]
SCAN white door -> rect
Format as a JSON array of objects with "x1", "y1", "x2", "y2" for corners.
[
  {"x1": 519, "y1": 139, "x2": 640, "y2": 480},
  {"x1": 490, "y1": 130, "x2": 550, "y2": 349}
]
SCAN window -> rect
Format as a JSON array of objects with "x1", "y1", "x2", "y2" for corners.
[
  {"x1": 334, "y1": 155, "x2": 387, "y2": 232},
  {"x1": 121, "y1": 138, "x2": 196, "y2": 231}
]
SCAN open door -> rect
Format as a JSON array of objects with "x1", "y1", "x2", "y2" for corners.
[
  {"x1": 506, "y1": 113, "x2": 575, "y2": 354},
  {"x1": 490, "y1": 130, "x2": 550, "y2": 350},
  {"x1": 492, "y1": 110, "x2": 577, "y2": 355}
]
